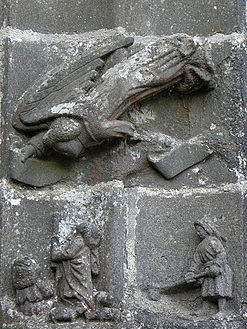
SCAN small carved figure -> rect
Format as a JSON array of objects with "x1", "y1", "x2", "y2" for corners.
[
  {"x1": 51, "y1": 221, "x2": 119, "y2": 322},
  {"x1": 185, "y1": 219, "x2": 232, "y2": 316},
  {"x1": 12, "y1": 257, "x2": 53, "y2": 316}
]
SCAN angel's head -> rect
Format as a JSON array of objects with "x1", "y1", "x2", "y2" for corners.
[
  {"x1": 76, "y1": 221, "x2": 101, "y2": 248},
  {"x1": 43, "y1": 117, "x2": 85, "y2": 157}
]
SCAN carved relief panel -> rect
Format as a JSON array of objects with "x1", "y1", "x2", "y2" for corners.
[
  {"x1": 10, "y1": 30, "x2": 216, "y2": 187},
  {"x1": 1, "y1": 13, "x2": 245, "y2": 328}
]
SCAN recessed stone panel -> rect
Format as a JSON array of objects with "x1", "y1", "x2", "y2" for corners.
[
  {"x1": 134, "y1": 190, "x2": 243, "y2": 313},
  {"x1": 6, "y1": 36, "x2": 246, "y2": 189}
]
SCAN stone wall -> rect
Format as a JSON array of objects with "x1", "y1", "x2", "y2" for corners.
[{"x1": 0, "y1": 0, "x2": 246, "y2": 328}]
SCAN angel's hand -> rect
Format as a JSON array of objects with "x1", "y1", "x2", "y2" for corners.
[
  {"x1": 185, "y1": 272, "x2": 196, "y2": 283},
  {"x1": 99, "y1": 120, "x2": 135, "y2": 138},
  {"x1": 21, "y1": 145, "x2": 36, "y2": 163}
]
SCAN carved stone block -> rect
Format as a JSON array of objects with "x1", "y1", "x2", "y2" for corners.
[
  {"x1": 0, "y1": 1, "x2": 246, "y2": 328},
  {"x1": 148, "y1": 142, "x2": 213, "y2": 179}
]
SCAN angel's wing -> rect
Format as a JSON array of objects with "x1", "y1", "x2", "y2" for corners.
[{"x1": 13, "y1": 32, "x2": 134, "y2": 132}]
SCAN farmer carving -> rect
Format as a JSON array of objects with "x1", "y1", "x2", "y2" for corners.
[{"x1": 185, "y1": 219, "x2": 232, "y2": 317}]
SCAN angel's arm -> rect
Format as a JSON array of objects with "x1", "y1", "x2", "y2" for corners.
[{"x1": 21, "y1": 132, "x2": 46, "y2": 162}]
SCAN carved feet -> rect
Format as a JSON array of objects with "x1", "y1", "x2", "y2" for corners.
[{"x1": 50, "y1": 291, "x2": 120, "y2": 323}]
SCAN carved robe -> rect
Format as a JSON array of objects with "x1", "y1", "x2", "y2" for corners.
[
  {"x1": 51, "y1": 234, "x2": 99, "y2": 310},
  {"x1": 189, "y1": 236, "x2": 232, "y2": 300}
]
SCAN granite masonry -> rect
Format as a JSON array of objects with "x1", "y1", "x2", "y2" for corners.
[{"x1": 0, "y1": 1, "x2": 246, "y2": 328}]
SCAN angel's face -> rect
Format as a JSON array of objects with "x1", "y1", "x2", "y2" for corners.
[
  {"x1": 52, "y1": 138, "x2": 84, "y2": 158},
  {"x1": 195, "y1": 225, "x2": 208, "y2": 239}
]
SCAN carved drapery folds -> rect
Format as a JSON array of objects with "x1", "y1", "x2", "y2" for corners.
[
  {"x1": 185, "y1": 219, "x2": 233, "y2": 317},
  {"x1": 145, "y1": 218, "x2": 232, "y2": 319},
  {"x1": 11, "y1": 30, "x2": 215, "y2": 186},
  {"x1": 50, "y1": 221, "x2": 119, "y2": 323},
  {"x1": 12, "y1": 219, "x2": 232, "y2": 322}
]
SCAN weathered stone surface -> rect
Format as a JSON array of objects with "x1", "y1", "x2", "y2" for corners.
[
  {"x1": 8, "y1": 0, "x2": 244, "y2": 36},
  {"x1": 133, "y1": 191, "x2": 243, "y2": 315},
  {"x1": 113, "y1": 0, "x2": 242, "y2": 36},
  {"x1": 124, "y1": 35, "x2": 246, "y2": 188},
  {"x1": 0, "y1": 180, "x2": 127, "y2": 325},
  {"x1": 0, "y1": 0, "x2": 246, "y2": 327},
  {"x1": 1, "y1": 195, "x2": 54, "y2": 301},
  {"x1": 243, "y1": 191, "x2": 247, "y2": 303},
  {"x1": 99, "y1": 191, "x2": 127, "y2": 302},
  {"x1": 2, "y1": 322, "x2": 118, "y2": 329},
  {"x1": 148, "y1": 143, "x2": 213, "y2": 179},
  {"x1": 4, "y1": 316, "x2": 246, "y2": 329},
  {"x1": 4, "y1": 180, "x2": 245, "y2": 326},
  {"x1": 10, "y1": 33, "x2": 216, "y2": 187},
  {"x1": 0, "y1": 35, "x2": 8, "y2": 179},
  {"x1": 242, "y1": 31, "x2": 247, "y2": 306},
  {"x1": 9, "y1": 0, "x2": 114, "y2": 34},
  {"x1": 10, "y1": 151, "x2": 71, "y2": 187},
  {"x1": 133, "y1": 308, "x2": 247, "y2": 329},
  {"x1": 0, "y1": 1, "x2": 4, "y2": 29},
  {"x1": 6, "y1": 35, "x2": 246, "y2": 189}
]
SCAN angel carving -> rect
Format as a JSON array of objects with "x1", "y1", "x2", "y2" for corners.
[{"x1": 12, "y1": 30, "x2": 214, "y2": 164}]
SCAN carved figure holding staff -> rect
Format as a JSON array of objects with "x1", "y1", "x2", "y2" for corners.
[{"x1": 185, "y1": 218, "x2": 233, "y2": 316}]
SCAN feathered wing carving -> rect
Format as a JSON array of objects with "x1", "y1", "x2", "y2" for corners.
[
  {"x1": 13, "y1": 32, "x2": 134, "y2": 132},
  {"x1": 12, "y1": 32, "x2": 214, "y2": 161},
  {"x1": 84, "y1": 34, "x2": 214, "y2": 124},
  {"x1": 10, "y1": 31, "x2": 215, "y2": 186}
]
